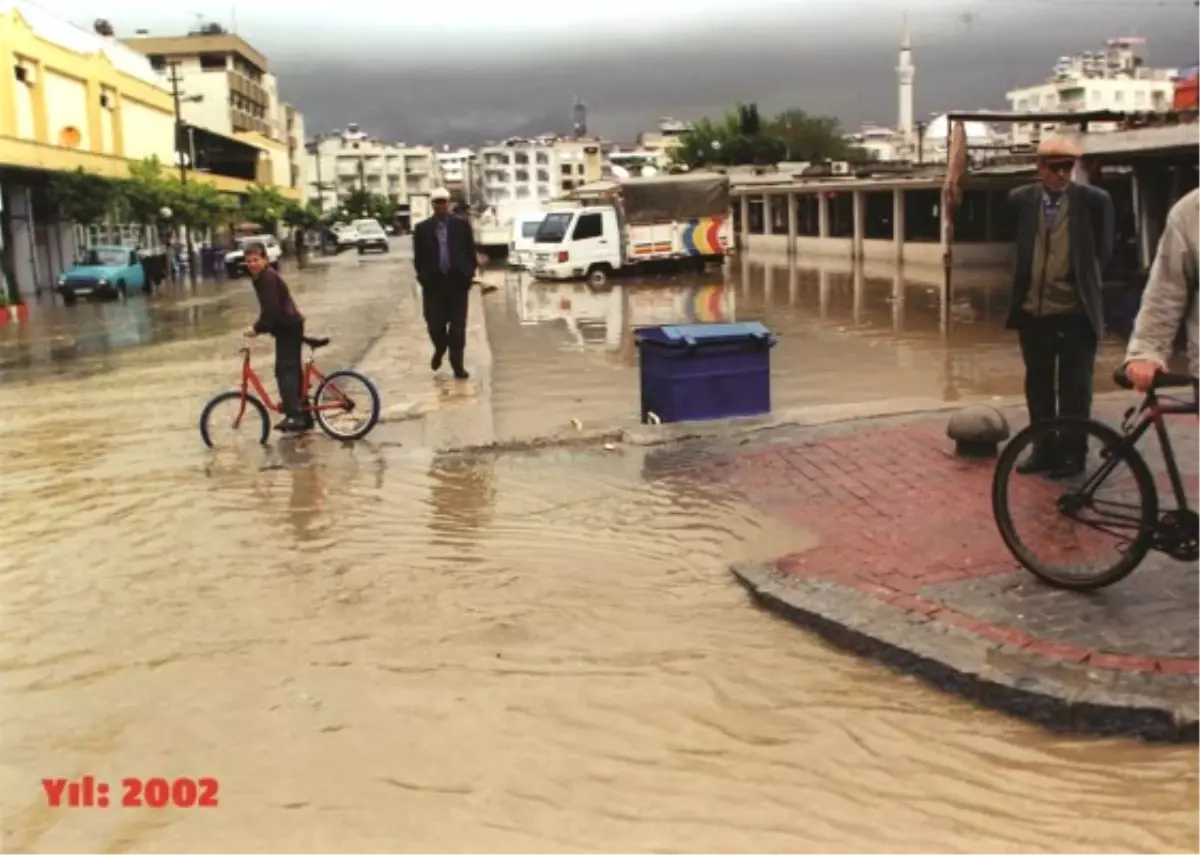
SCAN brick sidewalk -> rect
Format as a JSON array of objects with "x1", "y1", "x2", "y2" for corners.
[{"x1": 649, "y1": 401, "x2": 1199, "y2": 741}]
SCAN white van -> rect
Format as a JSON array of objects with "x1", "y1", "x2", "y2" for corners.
[{"x1": 508, "y1": 211, "x2": 545, "y2": 269}]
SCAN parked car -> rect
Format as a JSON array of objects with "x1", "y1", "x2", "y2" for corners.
[
  {"x1": 224, "y1": 234, "x2": 282, "y2": 277},
  {"x1": 508, "y1": 210, "x2": 546, "y2": 270},
  {"x1": 352, "y1": 219, "x2": 389, "y2": 254},
  {"x1": 56, "y1": 245, "x2": 147, "y2": 305}
]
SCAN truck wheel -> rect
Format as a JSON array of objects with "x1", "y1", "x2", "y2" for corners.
[
  {"x1": 587, "y1": 265, "x2": 612, "y2": 288},
  {"x1": 117, "y1": 280, "x2": 127, "y2": 300},
  {"x1": 62, "y1": 290, "x2": 77, "y2": 307}
]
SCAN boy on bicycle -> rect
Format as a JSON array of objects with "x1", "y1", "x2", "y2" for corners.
[
  {"x1": 1125, "y1": 188, "x2": 1199, "y2": 390},
  {"x1": 241, "y1": 242, "x2": 310, "y2": 433}
]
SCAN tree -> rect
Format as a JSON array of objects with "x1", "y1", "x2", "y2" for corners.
[
  {"x1": 239, "y1": 185, "x2": 289, "y2": 234},
  {"x1": 117, "y1": 157, "x2": 178, "y2": 232},
  {"x1": 48, "y1": 168, "x2": 119, "y2": 226},
  {"x1": 283, "y1": 200, "x2": 320, "y2": 230},
  {"x1": 341, "y1": 187, "x2": 373, "y2": 220},
  {"x1": 672, "y1": 104, "x2": 853, "y2": 170},
  {"x1": 768, "y1": 109, "x2": 854, "y2": 162},
  {"x1": 175, "y1": 181, "x2": 237, "y2": 235}
]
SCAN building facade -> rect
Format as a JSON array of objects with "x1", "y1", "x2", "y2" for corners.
[
  {"x1": 121, "y1": 29, "x2": 276, "y2": 139},
  {"x1": 477, "y1": 135, "x2": 603, "y2": 207},
  {"x1": 1006, "y1": 38, "x2": 1178, "y2": 145},
  {"x1": 305, "y1": 124, "x2": 440, "y2": 223},
  {"x1": 435, "y1": 146, "x2": 479, "y2": 204},
  {"x1": 0, "y1": 1, "x2": 181, "y2": 296}
]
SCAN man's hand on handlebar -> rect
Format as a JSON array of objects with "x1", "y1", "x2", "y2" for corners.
[{"x1": 1124, "y1": 359, "x2": 1162, "y2": 392}]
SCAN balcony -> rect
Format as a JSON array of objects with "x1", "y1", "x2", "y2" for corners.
[{"x1": 227, "y1": 71, "x2": 266, "y2": 107}]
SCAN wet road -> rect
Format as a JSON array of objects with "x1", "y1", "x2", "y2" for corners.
[
  {"x1": 1, "y1": 249, "x2": 1195, "y2": 853},
  {"x1": 484, "y1": 256, "x2": 1129, "y2": 442}
]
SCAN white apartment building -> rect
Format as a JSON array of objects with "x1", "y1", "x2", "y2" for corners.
[
  {"x1": 306, "y1": 124, "x2": 440, "y2": 222},
  {"x1": 478, "y1": 135, "x2": 603, "y2": 207},
  {"x1": 122, "y1": 28, "x2": 282, "y2": 141},
  {"x1": 1007, "y1": 37, "x2": 1177, "y2": 145},
  {"x1": 435, "y1": 146, "x2": 479, "y2": 202}
]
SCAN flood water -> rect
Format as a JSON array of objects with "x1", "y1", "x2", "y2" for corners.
[
  {"x1": 484, "y1": 255, "x2": 1128, "y2": 442},
  {"x1": 1, "y1": 249, "x2": 1195, "y2": 853}
]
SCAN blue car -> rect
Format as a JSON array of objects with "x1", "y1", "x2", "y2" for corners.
[{"x1": 56, "y1": 245, "x2": 147, "y2": 305}]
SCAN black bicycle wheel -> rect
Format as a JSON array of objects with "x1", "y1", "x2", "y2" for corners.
[
  {"x1": 312, "y1": 370, "x2": 381, "y2": 441},
  {"x1": 200, "y1": 390, "x2": 270, "y2": 449},
  {"x1": 992, "y1": 417, "x2": 1158, "y2": 590}
]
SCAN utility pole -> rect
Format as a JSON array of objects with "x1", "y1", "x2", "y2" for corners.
[
  {"x1": 310, "y1": 134, "x2": 329, "y2": 255},
  {"x1": 167, "y1": 62, "x2": 197, "y2": 285}
]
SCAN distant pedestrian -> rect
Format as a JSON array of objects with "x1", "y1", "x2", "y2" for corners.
[
  {"x1": 1006, "y1": 136, "x2": 1115, "y2": 479},
  {"x1": 412, "y1": 187, "x2": 477, "y2": 380},
  {"x1": 1124, "y1": 188, "x2": 1199, "y2": 388}
]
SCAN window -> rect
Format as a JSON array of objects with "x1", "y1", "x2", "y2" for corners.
[
  {"x1": 572, "y1": 213, "x2": 603, "y2": 240},
  {"x1": 1135, "y1": 91, "x2": 1146, "y2": 106},
  {"x1": 560, "y1": 164, "x2": 572, "y2": 176},
  {"x1": 535, "y1": 212, "x2": 573, "y2": 243},
  {"x1": 199, "y1": 53, "x2": 226, "y2": 71},
  {"x1": 1115, "y1": 90, "x2": 1125, "y2": 103},
  {"x1": 148, "y1": 54, "x2": 165, "y2": 71}
]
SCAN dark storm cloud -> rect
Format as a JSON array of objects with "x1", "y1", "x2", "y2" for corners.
[{"x1": 175, "y1": 0, "x2": 1200, "y2": 143}]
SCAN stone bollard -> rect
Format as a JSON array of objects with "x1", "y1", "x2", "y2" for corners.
[{"x1": 946, "y1": 405, "x2": 1010, "y2": 458}]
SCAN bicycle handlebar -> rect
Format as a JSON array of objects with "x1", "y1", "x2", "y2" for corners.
[{"x1": 1112, "y1": 365, "x2": 1196, "y2": 392}]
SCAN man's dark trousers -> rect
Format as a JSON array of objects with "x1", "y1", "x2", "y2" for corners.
[
  {"x1": 274, "y1": 324, "x2": 306, "y2": 419},
  {"x1": 1017, "y1": 312, "x2": 1097, "y2": 458},
  {"x1": 422, "y1": 274, "x2": 469, "y2": 372}
]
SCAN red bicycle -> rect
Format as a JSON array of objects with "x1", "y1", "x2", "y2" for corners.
[{"x1": 199, "y1": 335, "x2": 381, "y2": 448}]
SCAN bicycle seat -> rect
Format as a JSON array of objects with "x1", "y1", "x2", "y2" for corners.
[
  {"x1": 1112, "y1": 365, "x2": 1196, "y2": 390},
  {"x1": 304, "y1": 336, "x2": 331, "y2": 350}
]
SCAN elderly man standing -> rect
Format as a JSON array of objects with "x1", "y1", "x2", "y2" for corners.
[
  {"x1": 1006, "y1": 136, "x2": 1115, "y2": 479},
  {"x1": 413, "y1": 188, "x2": 478, "y2": 380}
]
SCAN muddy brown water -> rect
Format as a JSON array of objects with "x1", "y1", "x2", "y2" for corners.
[
  {"x1": 485, "y1": 256, "x2": 1129, "y2": 443},
  {"x1": 1, "y1": 251, "x2": 1195, "y2": 852}
]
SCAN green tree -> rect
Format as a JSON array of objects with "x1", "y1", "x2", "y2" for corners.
[
  {"x1": 768, "y1": 109, "x2": 853, "y2": 162},
  {"x1": 239, "y1": 185, "x2": 289, "y2": 233},
  {"x1": 283, "y1": 200, "x2": 320, "y2": 230},
  {"x1": 672, "y1": 104, "x2": 852, "y2": 170},
  {"x1": 176, "y1": 181, "x2": 237, "y2": 235},
  {"x1": 117, "y1": 157, "x2": 178, "y2": 232},
  {"x1": 341, "y1": 187, "x2": 373, "y2": 220},
  {"x1": 48, "y1": 167, "x2": 119, "y2": 226}
]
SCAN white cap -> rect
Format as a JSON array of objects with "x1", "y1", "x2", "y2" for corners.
[{"x1": 430, "y1": 187, "x2": 451, "y2": 202}]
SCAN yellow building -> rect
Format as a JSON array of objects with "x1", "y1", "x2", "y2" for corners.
[{"x1": 0, "y1": 2, "x2": 295, "y2": 296}]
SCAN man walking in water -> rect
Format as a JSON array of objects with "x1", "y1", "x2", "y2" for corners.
[
  {"x1": 413, "y1": 188, "x2": 477, "y2": 380},
  {"x1": 1006, "y1": 136, "x2": 1115, "y2": 479}
]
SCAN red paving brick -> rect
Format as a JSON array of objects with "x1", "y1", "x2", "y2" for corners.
[{"x1": 664, "y1": 402, "x2": 1199, "y2": 739}]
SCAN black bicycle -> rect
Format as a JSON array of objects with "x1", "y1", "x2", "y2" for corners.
[{"x1": 992, "y1": 366, "x2": 1198, "y2": 590}]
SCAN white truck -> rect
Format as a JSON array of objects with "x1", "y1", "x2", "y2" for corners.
[{"x1": 530, "y1": 174, "x2": 731, "y2": 287}]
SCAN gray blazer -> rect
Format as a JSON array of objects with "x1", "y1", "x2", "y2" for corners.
[{"x1": 1005, "y1": 182, "x2": 1115, "y2": 337}]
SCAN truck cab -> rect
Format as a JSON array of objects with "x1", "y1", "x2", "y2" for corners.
[{"x1": 531, "y1": 205, "x2": 623, "y2": 286}]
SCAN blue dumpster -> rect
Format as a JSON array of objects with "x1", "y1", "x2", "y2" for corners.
[{"x1": 633, "y1": 322, "x2": 776, "y2": 424}]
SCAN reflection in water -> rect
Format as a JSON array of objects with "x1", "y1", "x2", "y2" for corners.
[
  {"x1": 427, "y1": 453, "x2": 496, "y2": 558},
  {"x1": 487, "y1": 256, "x2": 1127, "y2": 442},
  {"x1": 0, "y1": 254, "x2": 1194, "y2": 853}
]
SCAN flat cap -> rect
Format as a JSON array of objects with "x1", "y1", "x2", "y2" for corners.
[
  {"x1": 430, "y1": 187, "x2": 451, "y2": 201},
  {"x1": 1036, "y1": 136, "x2": 1082, "y2": 159}
]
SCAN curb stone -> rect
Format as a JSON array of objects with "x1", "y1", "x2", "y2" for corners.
[{"x1": 730, "y1": 560, "x2": 1198, "y2": 743}]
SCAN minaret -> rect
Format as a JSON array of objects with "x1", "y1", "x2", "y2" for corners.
[{"x1": 896, "y1": 13, "x2": 915, "y2": 149}]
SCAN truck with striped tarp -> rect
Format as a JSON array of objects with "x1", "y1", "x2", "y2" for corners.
[{"x1": 530, "y1": 174, "x2": 731, "y2": 287}]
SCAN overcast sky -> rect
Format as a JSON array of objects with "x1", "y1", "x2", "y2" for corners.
[{"x1": 30, "y1": 0, "x2": 1200, "y2": 144}]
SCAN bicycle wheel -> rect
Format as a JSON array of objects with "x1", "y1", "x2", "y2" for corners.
[
  {"x1": 992, "y1": 417, "x2": 1158, "y2": 590},
  {"x1": 200, "y1": 391, "x2": 270, "y2": 450},
  {"x1": 312, "y1": 370, "x2": 381, "y2": 441}
]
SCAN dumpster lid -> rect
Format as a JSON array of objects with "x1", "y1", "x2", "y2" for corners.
[{"x1": 661, "y1": 322, "x2": 772, "y2": 342}]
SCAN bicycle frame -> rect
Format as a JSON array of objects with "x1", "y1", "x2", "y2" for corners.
[
  {"x1": 233, "y1": 345, "x2": 353, "y2": 420},
  {"x1": 1073, "y1": 384, "x2": 1197, "y2": 531}
]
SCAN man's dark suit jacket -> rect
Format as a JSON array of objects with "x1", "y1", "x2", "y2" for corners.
[
  {"x1": 1006, "y1": 181, "x2": 1115, "y2": 337},
  {"x1": 412, "y1": 215, "x2": 477, "y2": 287}
]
